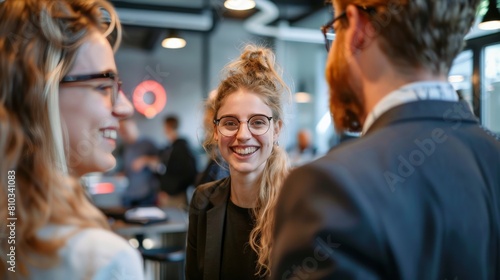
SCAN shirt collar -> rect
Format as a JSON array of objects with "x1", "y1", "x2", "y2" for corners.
[{"x1": 362, "y1": 81, "x2": 459, "y2": 135}]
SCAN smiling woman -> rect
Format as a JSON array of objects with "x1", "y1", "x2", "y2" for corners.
[
  {"x1": 0, "y1": 0, "x2": 143, "y2": 279},
  {"x1": 58, "y1": 30, "x2": 126, "y2": 177},
  {"x1": 186, "y1": 45, "x2": 291, "y2": 279}
]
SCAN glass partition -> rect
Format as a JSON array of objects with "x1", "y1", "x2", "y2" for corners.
[{"x1": 482, "y1": 43, "x2": 500, "y2": 134}]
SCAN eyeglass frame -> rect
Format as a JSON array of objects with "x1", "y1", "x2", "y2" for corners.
[
  {"x1": 320, "y1": 5, "x2": 377, "y2": 52},
  {"x1": 213, "y1": 114, "x2": 274, "y2": 137},
  {"x1": 60, "y1": 71, "x2": 122, "y2": 106}
]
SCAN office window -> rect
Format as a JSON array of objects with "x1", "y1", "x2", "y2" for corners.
[{"x1": 482, "y1": 44, "x2": 500, "y2": 134}]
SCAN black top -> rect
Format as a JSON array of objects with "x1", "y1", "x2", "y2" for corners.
[{"x1": 220, "y1": 199, "x2": 261, "y2": 280}]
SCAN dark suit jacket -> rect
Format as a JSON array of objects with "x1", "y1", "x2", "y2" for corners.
[
  {"x1": 158, "y1": 138, "x2": 197, "y2": 196},
  {"x1": 271, "y1": 100, "x2": 500, "y2": 280},
  {"x1": 186, "y1": 177, "x2": 231, "y2": 280}
]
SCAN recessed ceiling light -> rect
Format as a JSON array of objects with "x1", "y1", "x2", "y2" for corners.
[
  {"x1": 162, "y1": 30, "x2": 186, "y2": 49},
  {"x1": 294, "y1": 92, "x2": 312, "y2": 103},
  {"x1": 224, "y1": 0, "x2": 256, "y2": 11},
  {"x1": 448, "y1": 75, "x2": 465, "y2": 83}
]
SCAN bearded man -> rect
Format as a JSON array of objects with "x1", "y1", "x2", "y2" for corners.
[{"x1": 271, "y1": 0, "x2": 500, "y2": 279}]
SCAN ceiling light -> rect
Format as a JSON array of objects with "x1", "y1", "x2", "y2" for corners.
[
  {"x1": 224, "y1": 0, "x2": 256, "y2": 11},
  {"x1": 448, "y1": 75, "x2": 465, "y2": 83},
  {"x1": 294, "y1": 92, "x2": 312, "y2": 103},
  {"x1": 161, "y1": 30, "x2": 186, "y2": 49},
  {"x1": 478, "y1": 0, "x2": 500, "y2": 30}
]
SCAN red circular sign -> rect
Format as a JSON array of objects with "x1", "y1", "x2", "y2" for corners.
[{"x1": 133, "y1": 80, "x2": 167, "y2": 119}]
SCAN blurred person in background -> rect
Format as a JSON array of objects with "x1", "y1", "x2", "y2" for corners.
[
  {"x1": 0, "y1": 0, "x2": 143, "y2": 279},
  {"x1": 118, "y1": 118, "x2": 160, "y2": 208},
  {"x1": 156, "y1": 115, "x2": 198, "y2": 208},
  {"x1": 272, "y1": 0, "x2": 500, "y2": 279},
  {"x1": 186, "y1": 45, "x2": 290, "y2": 279},
  {"x1": 287, "y1": 128, "x2": 318, "y2": 167}
]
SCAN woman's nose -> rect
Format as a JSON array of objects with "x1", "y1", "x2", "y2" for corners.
[
  {"x1": 112, "y1": 91, "x2": 133, "y2": 119},
  {"x1": 235, "y1": 122, "x2": 252, "y2": 140}
]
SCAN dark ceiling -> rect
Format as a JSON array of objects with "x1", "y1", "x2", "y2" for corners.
[
  {"x1": 110, "y1": 0, "x2": 331, "y2": 50},
  {"x1": 110, "y1": 0, "x2": 329, "y2": 24}
]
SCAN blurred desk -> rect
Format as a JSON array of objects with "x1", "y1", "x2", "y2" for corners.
[
  {"x1": 112, "y1": 207, "x2": 188, "y2": 236},
  {"x1": 111, "y1": 207, "x2": 188, "y2": 280}
]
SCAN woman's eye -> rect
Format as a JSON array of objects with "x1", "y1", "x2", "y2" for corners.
[
  {"x1": 95, "y1": 85, "x2": 113, "y2": 94},
  {"x1": 250, "y1": 117, "x2": 268, "y2": 126},
  {"x1": 223, "y1": 121, "x2": 237, "y2": 126}
]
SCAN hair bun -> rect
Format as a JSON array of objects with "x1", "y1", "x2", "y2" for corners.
[
  {"x1": 216, "y1": 44, "x2": 289, "y2": 107},
  {"x1": 239, "y1": 45, "x2": 275, "y2": 74}
]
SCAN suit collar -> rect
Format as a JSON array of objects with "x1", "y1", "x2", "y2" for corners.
[
  {"x1": 366, "y1": 100, "x2": 478, "y2": 135},
  {"x1": 204, "y1": 177, "x2": 230, "y2": 280}
]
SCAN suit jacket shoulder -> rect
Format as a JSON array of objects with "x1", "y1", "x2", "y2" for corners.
[
  {"x1": 191, "y1": 177, "x2": 230, "y2": 212},
  {"x1": 186, "y1": 177, "x2": 231, "y2": 280},
  {"x1": 272, "y1": 101, "x2": 500, "y2": 280}
]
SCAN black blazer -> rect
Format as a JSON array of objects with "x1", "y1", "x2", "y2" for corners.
[
  {"x1": 186, "y1": 177, "x2": 231, "y2": 280},
  {"x1": 271, "y1": 101, "x2": 500, "y2": 280}
]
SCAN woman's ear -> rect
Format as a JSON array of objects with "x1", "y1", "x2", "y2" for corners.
[
  {"x1": 214, "y1": 125, "x2": 219, "y2": 141},
  {"x1": 273, "y1": 119, "x2": 283, "y2": 142}
]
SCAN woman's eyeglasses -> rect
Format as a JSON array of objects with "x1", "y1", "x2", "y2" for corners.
[
  {"x1": 60, "y1": 72, "x2": 122, "y2": 106},
  {"x1": 214, "y1": 114, "x2": 273, "y2": 137}
]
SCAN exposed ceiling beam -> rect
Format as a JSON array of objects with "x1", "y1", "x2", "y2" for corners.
[
  {"x1": 116, "y1": 8, "x2": 214, "y2": 31},
  {"x1": 244, "y1": 0, "x2": 325, "y2": 44}
]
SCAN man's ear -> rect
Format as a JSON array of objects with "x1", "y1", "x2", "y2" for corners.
[{"x1": 345, "y1": 5, "x2": 369, "y2": 55}]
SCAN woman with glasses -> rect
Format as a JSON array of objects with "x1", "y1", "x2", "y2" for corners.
[
  {"x1": 0, "y1": 0, "x2": 143, "y2": 279},
  {"x1": 186, "y1": 45, "x2": 290, "y2": 279}
]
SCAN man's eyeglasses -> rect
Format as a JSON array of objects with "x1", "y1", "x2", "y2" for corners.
[
  {"x1": 60, "y1": 72, "x2": 122, "y2": 106},
  {"x1": 214, "y1": 114, "x2": 273, "y2": 137},
  {"x1": 320, "y1": 5, "x2": 376, "y2": 52},
  {"x1": 321, "y1": 13, "x2": 345, "y2": 52}
]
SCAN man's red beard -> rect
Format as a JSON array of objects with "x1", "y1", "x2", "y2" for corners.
[{"x1": 325, "y1": 31, "x2": 366, "y2": 133}]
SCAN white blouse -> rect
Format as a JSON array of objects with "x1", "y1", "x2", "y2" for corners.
[{"x1": 22, "y1": 225, "x2": 144, "y2": 280}]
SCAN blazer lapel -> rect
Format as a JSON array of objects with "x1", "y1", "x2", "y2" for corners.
[{"x1": 203, "y1": 178, "x2": 230, "y2": 280}]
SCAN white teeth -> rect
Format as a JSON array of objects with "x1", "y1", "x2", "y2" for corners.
[
  {"x1": 101, "y1": 129, "x2": 117, "y2": 140},
  {"x1": 233, "y1": 147, "x2": 257, "y2": 155}
]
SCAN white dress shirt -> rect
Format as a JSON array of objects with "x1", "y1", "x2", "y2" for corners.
[{"x1": 362, "y1": 81, "x2": 459, "y2": 135}]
